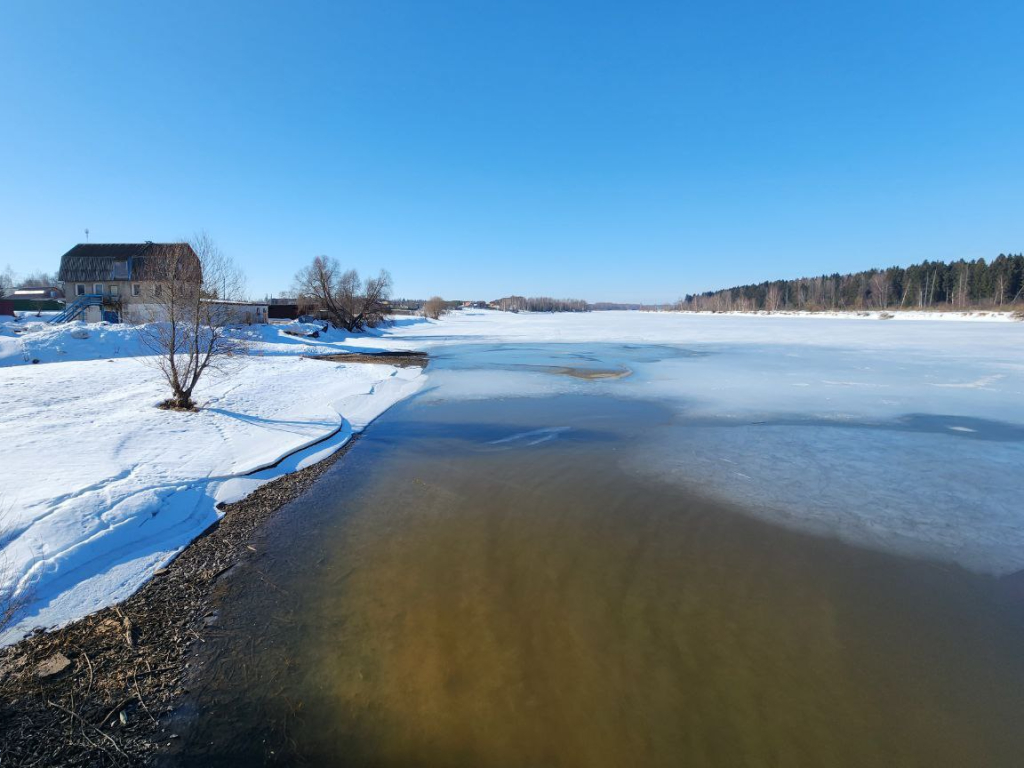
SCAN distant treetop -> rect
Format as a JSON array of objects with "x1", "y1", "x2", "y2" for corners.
[{"x1": 676, "y1": 254, "x2": 1024, "y2": 312}]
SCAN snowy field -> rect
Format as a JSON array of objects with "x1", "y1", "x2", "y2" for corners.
[
  {"x1": 0, "y1": 318, "x2": 426, "y2": 645},
  {"x1": 1, "y1": 309, "x2": 1022, "y2": 644}
]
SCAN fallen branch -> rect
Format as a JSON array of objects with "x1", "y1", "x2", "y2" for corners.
[
  {"x1": 46, "y1": 699, "x2": 128, "y2": 762},
  {"x1": 115, "y1": 608, "x2": 135, "y2": 649}
]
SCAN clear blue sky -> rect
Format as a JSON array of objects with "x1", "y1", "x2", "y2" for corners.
[{"x1": 1, "y1": 1, "x2": 1021, "y2": 302}]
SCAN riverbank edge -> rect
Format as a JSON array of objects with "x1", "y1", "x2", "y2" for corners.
[
  {"x1": 656, "y1": 308, "x2": 1023, "y2": 322},
  {"x1": 0, "y1": 432, "x2": 365, "y2": 766}
]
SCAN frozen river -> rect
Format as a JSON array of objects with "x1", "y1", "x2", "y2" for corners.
[
  {"x1": 385, "y1": 312, "x2": 1024, "y2": 575},
  {"x1": 163, "y1": 323, "x2": 1024, "y2": 767}
]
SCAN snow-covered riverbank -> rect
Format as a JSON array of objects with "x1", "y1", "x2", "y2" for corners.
[
  {"x1": 0, "y1": 319, "x2": 426, "y2": 645},
  {"x1": 667, "y1": 308, "x2": 1022, "y2": 322}
]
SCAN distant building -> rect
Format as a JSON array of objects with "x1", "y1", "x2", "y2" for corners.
[
  {"x1": 58, "y1": 242, "x2": 200, "y2": 323},
  {"x1": 6, "y1": 286, "x2": 64, "y2": 301},
  {"x1": 3, "y1": 285, "x2": 65, "y2": 313},
  {"x1": 203, "y1": 298, "x2": 269, "y2": 325},
  {"x1": 389, "y1": 300, "x2": 421, "y2": 315},
  {"x1": 266, "y1": 297, "x2": 300, "y2": 320},
  {"x1": 55, "y1": 242, "x2": 268, "y2": 325}
]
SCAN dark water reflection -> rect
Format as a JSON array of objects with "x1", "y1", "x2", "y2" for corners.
[{"x1": 164, "y1": 395, "x2": 1024, "y2": 767}]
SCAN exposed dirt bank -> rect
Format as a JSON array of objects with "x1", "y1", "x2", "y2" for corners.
[
  {"x1": 0, "y1": 437, "x2": 362, "y2": 767},
  {"x1": 305, "y1": 350, "x2": 429, "y2": 367}
]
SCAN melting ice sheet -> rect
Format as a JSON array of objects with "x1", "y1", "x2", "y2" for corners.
[
  {"x1": 488, "y1": 427, "x2": 572, "y2": 447},
  {"x1": 420, "y1": 337, "x2": 1024, "y2": 575}
]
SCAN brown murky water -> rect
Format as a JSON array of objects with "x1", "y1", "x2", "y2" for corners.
[{"x1": 164, "y1": 394, "x2": 1024, "y2": 767}]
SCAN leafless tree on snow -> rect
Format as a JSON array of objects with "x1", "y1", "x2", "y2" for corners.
[
  {"x1": 136, "y1": 233, "x2": 247, "y2": 410},
  {"x1": 293, "y1": 256, "x2": 392, "y2": 331}
]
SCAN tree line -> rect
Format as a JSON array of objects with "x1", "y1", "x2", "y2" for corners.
[
  {"x1": 492, "y1": 296, "x2": 589, "y2": 313},
  {"x1": 1, "y1": 268, "x2": 58, "y2": 294},
  {"x1": 675, "y1": 254, "x2": 1024, "y2": 312}
]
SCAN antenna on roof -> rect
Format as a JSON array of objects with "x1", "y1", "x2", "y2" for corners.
[{"x1": 85, "y1": 228, "x2": 89, "y2": 243}]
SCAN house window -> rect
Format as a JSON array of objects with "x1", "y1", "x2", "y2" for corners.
[
  {"x1": 112, "y1": 261, "x2": 129, "y2": 279},
  {"x1": 132, "y1": 283, "x2": 141, "y2": 297},
  {"x1": 94, "y1": 283, "x2": 103, "y2": 295},
  {"x1": 109, "y1": 284, "x2": 119, "y2": 296},
  {"x1": 76, "y1": 284, "x2": 86, "y2": 296},
  {"x1": 153, "y1": 283, "x2": 162, "y2": 297}
]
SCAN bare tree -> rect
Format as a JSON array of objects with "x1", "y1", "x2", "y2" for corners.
[
  {"x1": 869, "y1": 270, "x2": 891, "y2": 309},
  {"x1": 293, "y1": 256, "x2": 392, "y2": 331},
  {"x1": 20, "y1": 271, "x2": 57, "y2": 287},
  {"x1": 954, "y1": 263, "x2": 970, "y2": 309},
  {"x1": 423, "y1": 296, "x2": 449, "y2": 320},
  {"x1": 136, "y1": 234, "x2": 247, "y2": 410},
  {"x1": 0, "y1": 266, "x2": 15, "y2": 296},
  {"x1": 994, "y1": 272, "x2": 1008, "y2": 307}
]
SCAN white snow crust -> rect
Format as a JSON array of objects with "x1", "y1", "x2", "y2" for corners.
[{"x1": 0, "y1": 319, "x2": 425, "y2": 644}]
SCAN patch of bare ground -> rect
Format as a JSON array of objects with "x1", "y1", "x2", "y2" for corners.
[
  {"x1": 0, "y1": 437, "x2": 361, "y2": 767},
  {"x1": 305, "y1": 350, "x2": 428, "y2": 368},
  {"x1": 550, "y1": 365, "x2": 631, "y2": 380}
]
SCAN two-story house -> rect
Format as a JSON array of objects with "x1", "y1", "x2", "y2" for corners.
[{"x1": 57, "y1": 242, "x2": 200, "y2": 323}]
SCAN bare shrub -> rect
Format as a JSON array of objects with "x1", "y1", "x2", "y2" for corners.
[{"x1": 422, "y1": 296, "x2": 449, "y2": 320}]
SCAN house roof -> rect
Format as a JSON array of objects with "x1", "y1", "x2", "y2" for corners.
[
  {"x1": 58, "y1": 243, "x2": 199, "y2": 283},
  {"x1": 202, "y1": 298, "x2": 268, "y2": 306},
  {"x1": 9, "y1": 286, "x2": 65, "y2": 299}
]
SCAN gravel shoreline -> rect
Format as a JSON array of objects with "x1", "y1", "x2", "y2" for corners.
[{"x1": 0, "y1": 436, "x2": 363, "y2": 767}]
